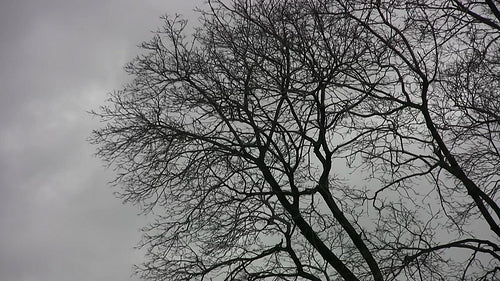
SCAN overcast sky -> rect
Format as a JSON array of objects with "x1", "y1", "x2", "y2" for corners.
[{"x1": 0, "y1": 1, "x2": 200, "y2": 280}]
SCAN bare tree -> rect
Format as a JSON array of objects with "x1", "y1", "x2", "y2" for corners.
[{"x1": 91, "y1": 0, "x2": 499, "y2": 280}]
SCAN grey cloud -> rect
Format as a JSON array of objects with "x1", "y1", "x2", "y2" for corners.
[{"x1": 0, "y1": 1, "x2": 200, "y2": 280}]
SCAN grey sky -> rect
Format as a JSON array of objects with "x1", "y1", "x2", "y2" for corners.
[{"x1": 0, "y1": 1, "x2": 199, "y2": 280}]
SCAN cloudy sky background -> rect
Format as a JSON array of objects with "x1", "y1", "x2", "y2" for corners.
[{"x1": 0, "y1": 1, "x2": 200, "y2": 280}]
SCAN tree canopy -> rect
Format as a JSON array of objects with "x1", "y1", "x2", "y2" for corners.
[{"x1": 92, "y1": 0, "x2": 500, "y2": 280}]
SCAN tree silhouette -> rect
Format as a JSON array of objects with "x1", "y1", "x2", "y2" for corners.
[{"x1": 92, "y1": 0, "x2": 500, "y2": 280}]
